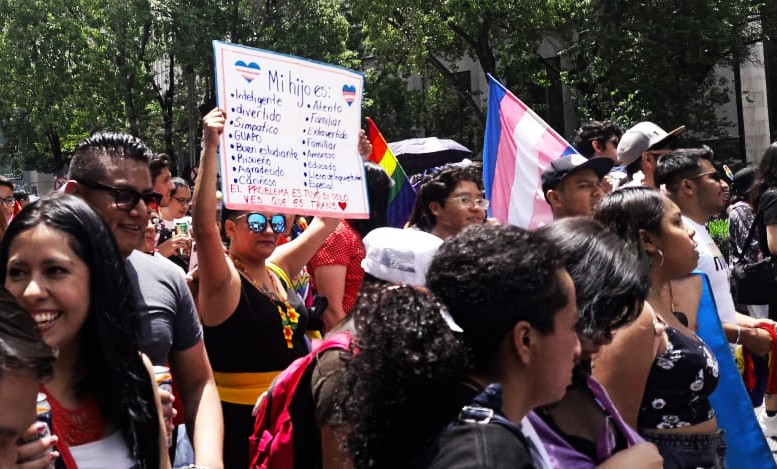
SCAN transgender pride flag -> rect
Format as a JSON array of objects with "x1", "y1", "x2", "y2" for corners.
[{"x1": 483, "y1": 74, "x2": 579, "y2": 229}]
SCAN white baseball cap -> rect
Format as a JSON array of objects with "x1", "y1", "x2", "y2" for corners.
[
  {"x1": 361, "y1": 227, "x2": 443, "y2": 287},
  {"x1": 617, "y1": 122, "x2": 685, "y2": 166}
]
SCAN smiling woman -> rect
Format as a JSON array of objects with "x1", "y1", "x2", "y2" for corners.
[{"x1": 0, "y1": 193, "x2": 170, "y2": 469}]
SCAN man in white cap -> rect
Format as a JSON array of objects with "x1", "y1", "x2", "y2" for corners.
[{"x1": 617, "y1": 121, "x2": 685, "y2": 188}]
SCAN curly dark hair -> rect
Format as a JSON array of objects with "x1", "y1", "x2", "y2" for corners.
[
  {"x1": 572, "y1": 121, "x2": 623, "y2": 159},
  {"x1": 0, "y1": 193, "x2": 160, "y2": 468},
  {"x1": 408, "y1": 163, "x2": 483, "y2": 232},
  {"x1": 337, "y1": 282, "x2": 468, "y2": 469},
  {"x1": 426, "y1": 224, "x2": 568, "y2": 376},
  {"x1": 536, "y1": 217, "x2": 649, "y2": 348}
]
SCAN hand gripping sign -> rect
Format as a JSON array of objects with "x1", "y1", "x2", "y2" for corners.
[{"x1": 213, "y1": 40, "x2": 368, "y2": 218}]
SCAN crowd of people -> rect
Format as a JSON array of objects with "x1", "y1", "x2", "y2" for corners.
[{"x1": 1, "y1": 108, "x2": 777, "y2": 469}]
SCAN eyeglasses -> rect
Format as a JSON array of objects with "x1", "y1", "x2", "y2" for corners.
[
  {"x1": 171, "y1": 196, "x2": 192, "y2": 205},
  {"x1": 690, "y1": 170, "x2": 722, "y2": 183},
  {"x1": 0, "y1": 197, "x2": 15, "y2": 207},
  {"x1": 76, "y1": 179, "x2": 162, "y2": 211},
  {"x1": 446, "y1": 195, "x2": 490, "y2": 210},
  {"x1": 233, "y1": 213, "x2": 286, "y2": 234}
]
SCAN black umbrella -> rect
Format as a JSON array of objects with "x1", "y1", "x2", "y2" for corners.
[{"x1": 388, "y1": 137, "x2": 472, "y2": 175}]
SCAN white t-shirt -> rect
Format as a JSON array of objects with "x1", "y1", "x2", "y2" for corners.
[
  {"x1": 69, "y1": 431, "x2": 137, "y2": 468},
  {"x1": 521, "y1": 416, "x2": 553, "y2": 469},
  {"x1": 684, "y1": 217, "x2": 736, "y2": 324}
]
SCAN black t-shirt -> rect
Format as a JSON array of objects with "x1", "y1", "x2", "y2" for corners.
[{"x1": 757, "y1": 189, "x2": 777, "y2": 257}]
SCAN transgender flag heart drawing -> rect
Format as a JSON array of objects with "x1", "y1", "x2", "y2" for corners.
[
  {"x1": 342, "y1": 85, "x2": 356, "y2": 106},
  {"x1": 235, "y1": 61, "x2": 261, "y2": 83}
]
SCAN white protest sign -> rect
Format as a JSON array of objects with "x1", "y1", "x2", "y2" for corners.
[{"x1": 213, "y1": 40, "x2": 368, "y2": 218}]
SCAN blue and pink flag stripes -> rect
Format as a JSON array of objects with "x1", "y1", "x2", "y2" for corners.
[
  {"x1": 366, "y1": 118, "x2": 417, "y2": 228},
  {"x1": 695, "y1": 271, "x2": 775, "y2": 468},
  {"x1": 482, "y1": 74, "x2": 579, "y2": 229}
]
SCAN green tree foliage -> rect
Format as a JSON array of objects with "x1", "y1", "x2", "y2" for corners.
[
  {"x1": 351, "y1": 0, "x2": 574, "y2": 146},
  {"x1": 2, "y1": 0, "x2": 775, "y2": 174},
  {"x1": 561, "y1": 0, "x2": 765, "y2": 134},
  {"x1": 0, "y1": 0, "x2": 354, "y2": 174},
  {"x1": 0, "y1": 0, "x2": 122, "y2": 172}
]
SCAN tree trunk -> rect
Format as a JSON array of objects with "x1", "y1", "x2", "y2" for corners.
[{"x1": 47, "y1": 128, "x2": 64, "y2": 173}]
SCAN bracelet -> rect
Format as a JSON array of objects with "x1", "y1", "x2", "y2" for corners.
[
  {"x1": 735, "y1": 324, "x2": 741, "y2": 345},
  {"x1": 184, "y1": 465, "x2": 209, "y2": 469}
]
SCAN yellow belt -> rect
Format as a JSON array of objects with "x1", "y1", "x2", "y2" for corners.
[{"x1": 213, "y1": 371, "x2": 281, "y2": 406}]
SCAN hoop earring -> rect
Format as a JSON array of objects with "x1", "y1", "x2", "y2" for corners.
[{"x1": 654, "y1": 249, "x2": 665, "y2": 267}]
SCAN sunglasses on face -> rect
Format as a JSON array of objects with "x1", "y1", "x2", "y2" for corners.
[
  {"x1": 76, "y1": 179, "x2": 162, "y2": 211},
  {"x1": 690, "y1": 170, "x2": 722, "y2": 182},
  {"x1": 234, "y1": 213, "x2": 286, "y2": 234}
]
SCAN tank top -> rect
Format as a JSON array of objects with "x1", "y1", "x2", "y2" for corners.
[
  {"x1": 638, "y1": 324, "x2": 719, "y2": 429},
  {"x1": 203, "y1": 274, "x2": 309, "y2": 372}
]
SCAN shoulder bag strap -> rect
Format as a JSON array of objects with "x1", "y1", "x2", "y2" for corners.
[{"x1": 734, "y1": 207, "x2": 763, "y2": 262}]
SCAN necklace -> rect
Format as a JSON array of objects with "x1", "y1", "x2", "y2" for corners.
[{"x1": 229, "y1": 255, "x2": 300, "y2": 348}]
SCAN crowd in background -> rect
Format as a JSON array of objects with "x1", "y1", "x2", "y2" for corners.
[{"x1": 2, "y1": 109, "x2": 777, "y2": 469}]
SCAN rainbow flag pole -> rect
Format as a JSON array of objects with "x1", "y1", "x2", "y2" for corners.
[{"x1": 366, "y1": 118, "x2": 416, "y2": 228}]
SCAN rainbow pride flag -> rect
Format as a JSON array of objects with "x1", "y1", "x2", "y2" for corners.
[{"x1": 367, "y1": 118, "x2": 416, "y2": 228}]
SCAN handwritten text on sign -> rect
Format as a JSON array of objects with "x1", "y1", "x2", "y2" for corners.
[{"x1": 213, "y1": 41, "x2": 368, "y2": 218}]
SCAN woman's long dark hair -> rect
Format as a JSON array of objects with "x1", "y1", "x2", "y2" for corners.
[
  {"x1": 336, "y1": 282, "x2": 468, "y2": 468},
  {"x1": 537, "y1": 217, "x2": 649, "y2": 357},
  {"x1": 759, "y1": 142, "x2": 777, "y2": 190},
  {"x1": 348, "y1": 161, "x2": 392, "y2": 238},
  {"x1": 593, "y1": 186, "x2": 665, "y2": 273},
  {"x1": 0, "y1": 193, "x2": 160, "y2": 467}
]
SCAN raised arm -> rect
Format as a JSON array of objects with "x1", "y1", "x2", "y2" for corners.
[
  {"x1": 268, "y1": 216, "x2": 340, "y2": 281},
  {"x1": 191, "y1": 108, "x2": 242, "y2": 326}
]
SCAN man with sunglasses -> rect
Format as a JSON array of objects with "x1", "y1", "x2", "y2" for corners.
[
  {"x1": 618, "y1": 121, "x2": 685, "y2": 188},
  {"x1": 657, "y1": 148, "x2": 775, "y2": 363},
  {"x1": 572, "y1": 120, "x2": 622, "y2": 163},
  {"x1": 64, "y1": 132, "x2": 223, "y2": 469}
]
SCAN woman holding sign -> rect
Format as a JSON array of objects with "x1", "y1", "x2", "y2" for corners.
[{"x1": 193, "y1": 108, "x2": 340, "y2": 468}]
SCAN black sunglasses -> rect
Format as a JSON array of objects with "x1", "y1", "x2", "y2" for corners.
[
  {"x1": 76, "y1": 179, "x2": 162, "y2": 211},
  {"x1": 234, "y1": 213, "x2": 286, "y2": 234},
  {"x1": 690, "y1": 170, "x2": 722, "y2": 183}
]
